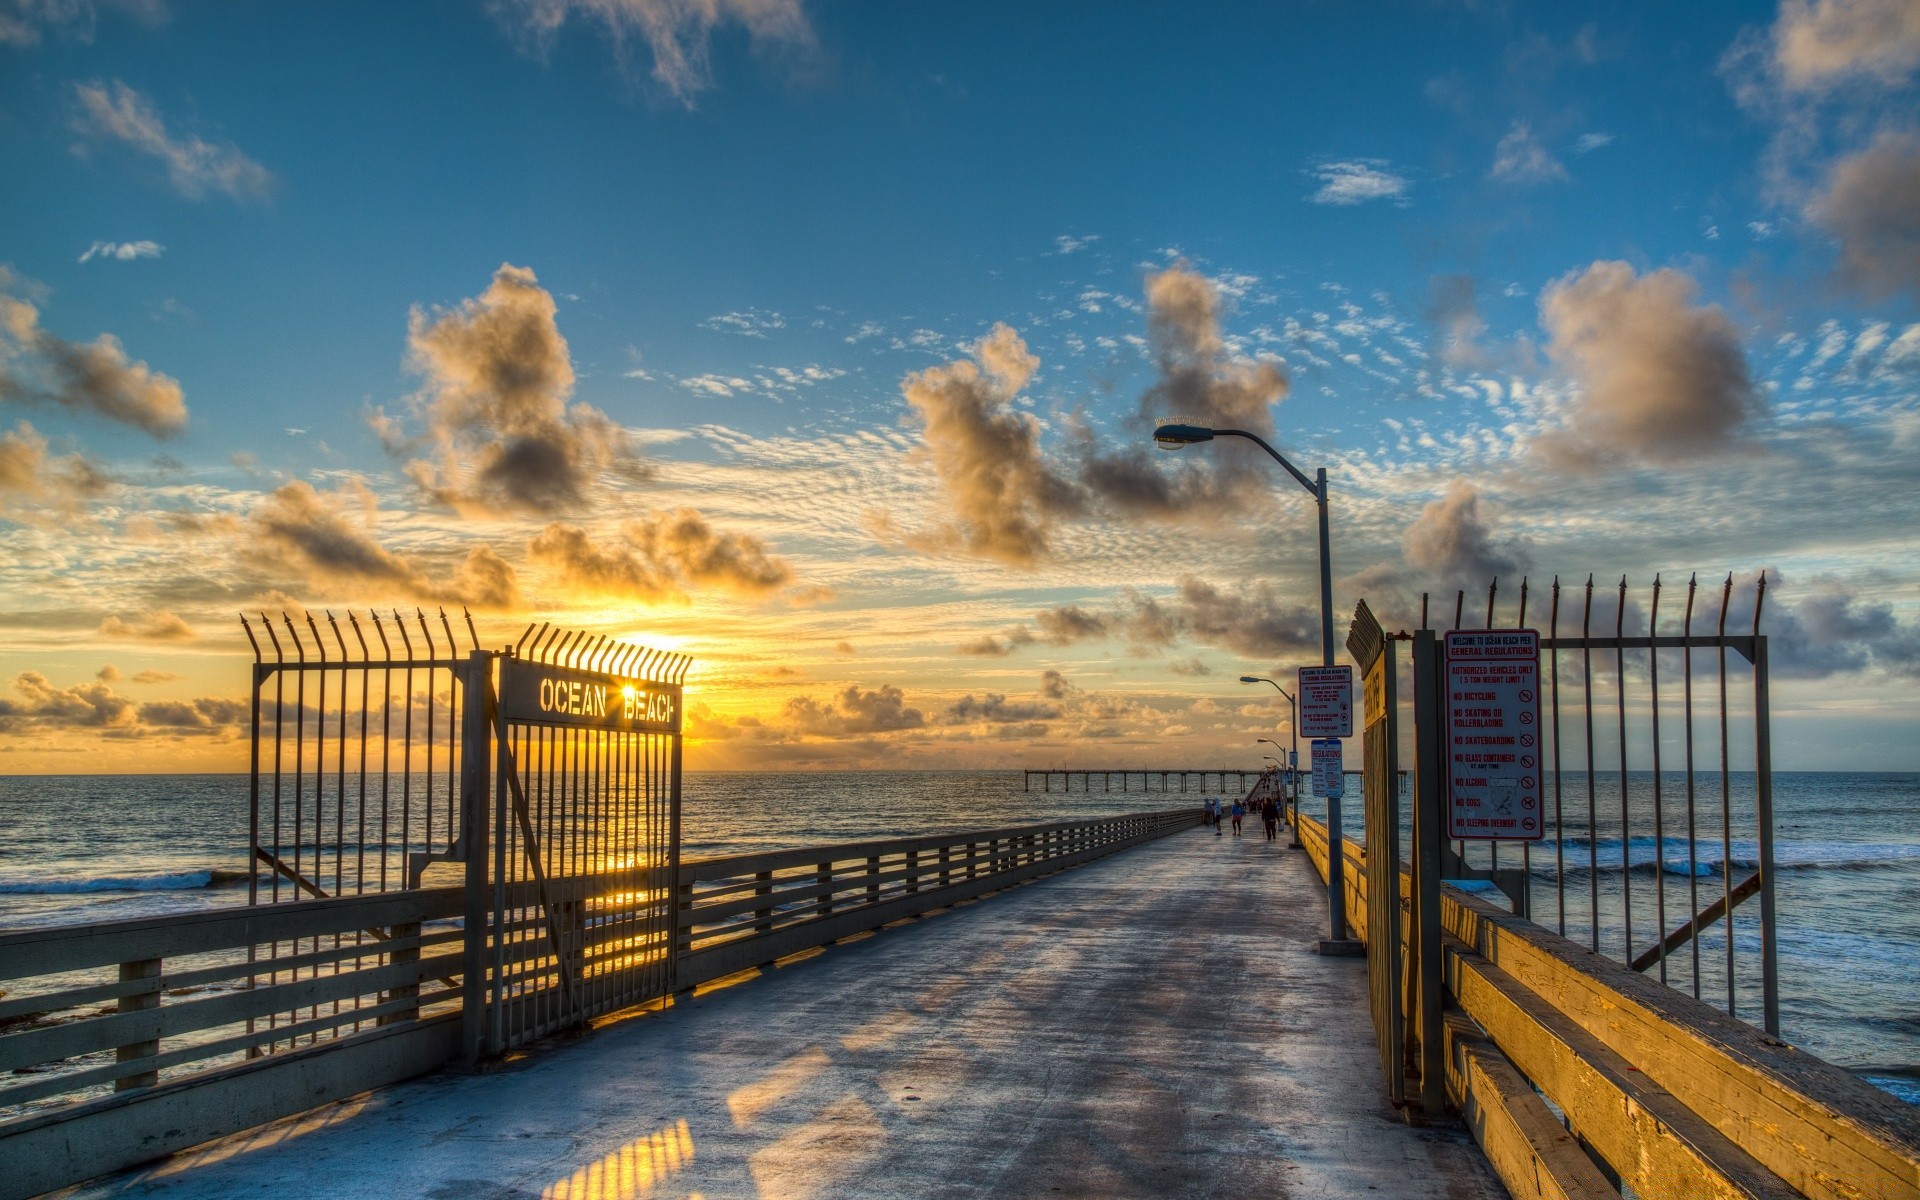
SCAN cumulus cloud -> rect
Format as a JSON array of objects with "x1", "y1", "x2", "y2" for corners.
[
  {"x1": 78, "y1": 240, "x2": 163, "y2": 263},
  {"x1": 1489, "y1": 121, "x2": 1569, "y2": 183},
  {"x1": 401, "y1": 264, "x2": 635, "y2": 516},
  {"x1": 1534, "y1": 261, "x2": 1759, "y2": 466},
  {"x1": 1, "y1": 282, "x2": 188, "y2": 436},
  {"x1": 243, "y1": 479, "x2": 521, "y2": 609},
  {"x1": 1699, "y1": 572, "x2": 1920, "y2": 679},
  {"x1": 528, "y1": 508, "x2": 792, "y2": 601},
  {"x1": 0, "y1": 670, "x2": 245, "y2": 739},
  {"x1": 1771, "y1": 0, "x2": 1920, "y2": 91},
  {"x1": 495, "y1": 0, "x2": 816, "y2": 106},
  {"x1": 0, "y1": 420, "x2": 110, "y2": 515},
  {"x1": 1078, "y1": 266, "x2": 1290, "y2": 519},
  {"x1": 1345, "y1": 479, "x2": 1535, "y2": 615},
  {"x1": 783, "y1": 683, "x2": 924, "y2": 736},
  {"x1": 902, "y1": 322, "x2": 1081, "y2": 565},
  {"x1": 71, "y1": 81, "x2": 272, "y2": 202},
  {"x1": 1806, "y1": 129, "x2": 1920, "y2": 301},
  {"x1": 1307, "y1": 159, "x2": 1409, "y2": 205},
  {"x1": 98, "y1": 611, "x2": 196, "y2": 641}
]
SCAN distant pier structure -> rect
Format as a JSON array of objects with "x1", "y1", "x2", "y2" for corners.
[{"x1": 1023, "y1": 768, "x2": 1263, "y2": 793}]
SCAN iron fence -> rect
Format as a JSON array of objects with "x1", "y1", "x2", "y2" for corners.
[{"x1": 1402, "y1": 572, "x2": 1778, "y2": 1034}]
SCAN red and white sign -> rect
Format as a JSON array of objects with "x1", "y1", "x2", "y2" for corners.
[
  {"x1": 1297, "y1": 665, "x2": 1354, "y2": 739},
  {"x1": 1444, "y1": 630, "x2": 1544, "y2": 841}
]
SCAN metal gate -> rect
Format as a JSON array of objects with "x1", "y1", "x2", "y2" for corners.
[
  {"x1": 244, "y1": 612, "x2": 689, "y2": 1062},
  {"x1": 465, "y1": 629, "x2": 687, "y2": 1057}
]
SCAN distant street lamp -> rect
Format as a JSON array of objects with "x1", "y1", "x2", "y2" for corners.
[{"x1": 1159, "y1": 418, "x2": 1355, "y2": 949}]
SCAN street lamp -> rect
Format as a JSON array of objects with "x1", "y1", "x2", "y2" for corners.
[
  {"x1": 1152, "y1": 422, "x2": 1335, "y2": 666},
  {"x1": 1160, "y1": 419, "x2": 1356, "y2": 951},
  {"x1": 1252, "y1": 693, "x2": 1302, "y2": 850}
]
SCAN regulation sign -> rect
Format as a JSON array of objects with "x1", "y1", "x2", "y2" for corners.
[
  {"x1": 1297, "y1": 665, "x2": 1354, "y2": 738},
  {"x1": 500, "y1": 660, "x2": 681, "y2": 734},
  {"x1": 1444, "y1": 630, "x2": 1543, "y2": 840},
  {"x1": 1310, "y1": 738, "x2": 1344, "y2": 799}
]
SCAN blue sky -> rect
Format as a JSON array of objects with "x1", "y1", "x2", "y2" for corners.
[{"x1": 2, "y1": 0, "x2": 1917, "y2": 771}]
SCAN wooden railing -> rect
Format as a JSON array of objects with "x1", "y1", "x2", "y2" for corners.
[
  {"x1": 676, "y1": 809, "x2": 1199, "y2": 989},
  {"x1": 1289, "y1": 811, "x2": 1920, "y2": 1200}
]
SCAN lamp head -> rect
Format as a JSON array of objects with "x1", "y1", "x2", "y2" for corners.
[
  {"x1": 1239, "y1": 675, "x2": 1262, "y2": 684},
  {"x1": 1154, "y1": 421, "x2": 1215, "y2": 449}
]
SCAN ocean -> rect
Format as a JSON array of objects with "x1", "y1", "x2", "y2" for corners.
[{"x1": 2, "y1": 770, "x2": 1915, "y2": 1106}]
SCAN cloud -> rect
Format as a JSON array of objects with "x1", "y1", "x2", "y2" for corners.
[
  {"x1": 131, "y1": 670, "x2": 181, "y2": 683},
  {"x1": 1401, "y1": 480, "x2": 1529, "y2": 588},
  {"x1": 78, "y1": 240, "x2": 163, "y2": 263},
  {"x1": 98, "y1": 611, "x2": 196, "y2": 641},
  {"x1": 700, "y1": 309, "x2": 785, "y2": 337},
  {"x1": 1307, "y1": 159, "x2": 1409, "y2": 205},
  {"x1": 1574, "y1": 132, "x2": 1615, "y2": 153},
  {"x1": 0, "y1": 670, "x2": 244, "y2": 740},
  {"x1": 1, "y1": 283, "x2": 188, "y2": 436},
  {"x1": 1012, "y1": 577, "x2": 1319, "y2": 663},
  {"x1": 1534, "y1": 261, "x2": 1760, "y2": 466},
  {"x1": 0, "y1": 0, "x2": 164, "y2": 48},
  {"x1": 1701, "y1": 572, "x2": 1920, "y2": 679},
  {"x1": 1077, "y1": 266, "x2": 1290, "y2": 518},
  {"x1": 1490, "y1": 121, "x2": 1569, "y2": 183},
  {"x1": 902, "y1": 322, "x2": 1081, "y2": 565},
  {"x1": 1771, "y1": 0, "x2": 1920, "y2": 91},
  {"x1": 783, "y1": 683, "x2": 924, "y2": 736},
  {"x1": 243, "y1": 478, "x2": 521, "y2": 609},
  {"x1": 1053, "y1": 234, "x2": 1099, "y2": 254},
  {"x1": 956, "y1": 626, "x2": 1034, "y2": 657},
  {"x1": 71, "y1": 81, "x2": 272, "y2": 202},
  {"x1": 1805, "y1": 129, "x2": 1920, "y2": 302},
  {"x1": 939, "y1": 692, "x2": 1061, "y2": 725},
  {"x1": 1427, "y1": 275, "x2": 1489, "y2": 368},
  {"x1": 496, "y1": 0, "x2": 816, "y2": 106},
  {"x1": 0, "y1": 420, "x2": 111, "y2": 515},
  {"x1": 402, "y1": 264, "x2": 636, "y2": 516},
  {"x1": 528, "y1": 508, "x2": 793, "y2": 601}
]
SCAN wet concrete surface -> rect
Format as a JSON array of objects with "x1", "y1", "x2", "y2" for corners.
[{"x1": 62, "y1": 827, "x2": 1506, "y2": 1199}]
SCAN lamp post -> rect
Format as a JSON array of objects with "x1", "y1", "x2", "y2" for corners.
[
  {"x1": 1252, "y1": 694, "x2": 1301, "y2": 849},
  {"x1": 1159, "y1": 419, "x2": 1356, "y2": 951}
]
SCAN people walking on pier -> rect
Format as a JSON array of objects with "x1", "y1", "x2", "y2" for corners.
[
  {"x1": 1230, "y1": 798, "x2": 1245, "y2": 836},
  {"x1": 1261, "y1": 795, "x2": 1279, "y2": 841},
  {"x1": 1205, "y1": 796, "x2": 1221, "y2": 834}
]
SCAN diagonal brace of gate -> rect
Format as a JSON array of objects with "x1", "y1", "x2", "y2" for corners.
[
  {"x1": 491, "y1": 706, "x2": 583, "y2": 1016},
  {"x1": 1631, "y1": 872, "x2": 1762, "y2": 974}
]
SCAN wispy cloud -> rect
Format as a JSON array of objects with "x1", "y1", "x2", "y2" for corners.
[
  {"x1": 701, "y1": 308, "x2": 785, "y2": 337},
  {"x1": 71, "y1": 81, "x2": 273, "y2": 202},
  {"x1": 0, "y1": 0, "x2": 165, "y2": 48},
  {"x1": 495, "y1": 0, "x2": 817, "y2": 107},
  {"x1": 1306, "y1": 159, "x2": 1409, "y2": 206},
  {"x1": 1490, "y1": 121, "x2": 1568, "y2": 184},
  {"x1": 1574, "y1": 132, "x2": 1614, "y2": 153},
  {"x1": 78, "y1": 240, "x2": 163, "y2": 264},
  {"x1": 1052, "y1": 234, "x2": 1100, "y2": 254}
]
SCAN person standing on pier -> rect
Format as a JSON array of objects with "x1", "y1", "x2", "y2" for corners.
[
  {"x1": 1261, "y1": 795, "x2": 1279, "y2": 841},
  {"x1": 1230, "y1": 798, "x2": 1245, "y2": 836},
  {"x1": 1205, "y1": 796, "x2": 1221, "y2": 834}
]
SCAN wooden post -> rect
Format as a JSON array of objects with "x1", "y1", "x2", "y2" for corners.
[
  {"x1": 906, "y1": 849, "x2": 919, "y2": 895},
  {"x1": 754, "y1": 870, "x2": 774, "y2": 933},
  {"x1": 379, "y1": 922, "x2": 421, "y2": 1027},
  {"x1": 817, "y1": 862, "x2": 834, "y2": 917},
  {"x1": 866, "y1": 855, "x2": 880, "y2": 903},
  {"x1": 115, "y1": 958, "x2": 162, "y2": 1090}
]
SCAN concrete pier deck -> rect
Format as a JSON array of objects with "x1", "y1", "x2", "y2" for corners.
[{"x1": 64, "y1": 827, "x2": 1504, "y2": 1200}]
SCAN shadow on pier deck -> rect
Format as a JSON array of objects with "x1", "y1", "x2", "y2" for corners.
[{"x1": 65, "y1": 830, "x2": 1500, "y2": 1200}]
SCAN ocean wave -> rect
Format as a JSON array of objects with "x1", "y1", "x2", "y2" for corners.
[
  {"x1": 1528, "y1": 838, "x2": 1920, "y2": 878},
  {"x1": 0, "y1": 869, "x2": 249, "y2": 895}
]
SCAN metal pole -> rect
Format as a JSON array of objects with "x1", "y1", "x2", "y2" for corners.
[
  {"x1": 1314, "y1": 467, "x2": 1352, "y2": 945},
  {"x1": 1754, "y1": 635, "x2": 1780, "y2": 1035}
]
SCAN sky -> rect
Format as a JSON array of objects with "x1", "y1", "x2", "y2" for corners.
[{"x1": 1, "y1": 0, "x2": 1917, "y2": 774}]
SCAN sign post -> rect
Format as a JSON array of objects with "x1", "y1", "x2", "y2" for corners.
[{"x1": 1443, "y1": 630, "x2": 1543, "y2": 840}]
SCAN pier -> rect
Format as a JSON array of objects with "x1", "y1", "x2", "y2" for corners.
[
  {"x1": 1022, "y1": 767, "x2": 1259, "y2": 792},
  {"x1": 53, "y1": 829, "x2": 1504, "y2": 1199},
  {"x1": 2, "y1": 609, "x2": 1917, "y2": 1200}
]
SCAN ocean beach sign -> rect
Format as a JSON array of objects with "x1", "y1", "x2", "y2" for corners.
[
  {"x1": 500, "y1": 659, "x2": 681, "y2": 733},
  {"x1": 1443, "y1": 630, "x2": 1542, "y2": 840}
]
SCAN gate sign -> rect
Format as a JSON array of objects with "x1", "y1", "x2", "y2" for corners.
[
  {"x1": 1444, "y1": 630, "x2": 1543, "y2": 840},
  {"x1": 1298, "y1": 665, "x2": 1354, "y2": 738},
  {"x1": 501, "y1": 660, "x2": 681, "y2": 733},
  {"x1": 1311, "y1": 738, "x2": 1344, "y2": 799}
]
